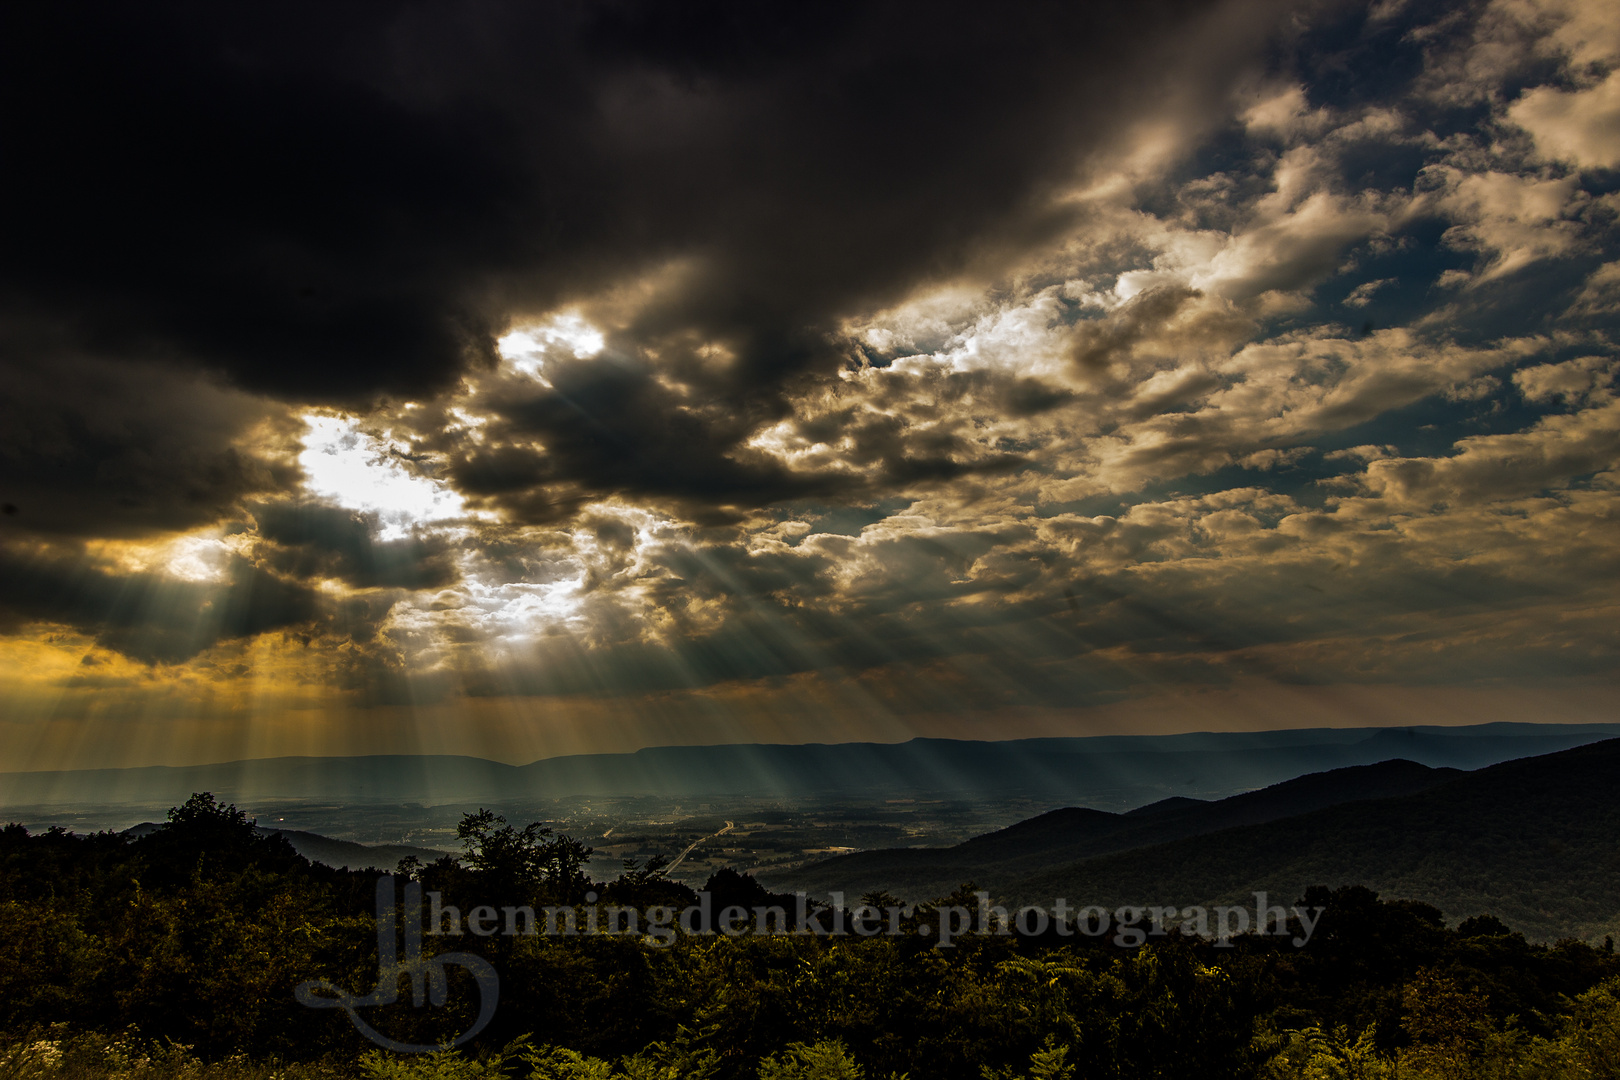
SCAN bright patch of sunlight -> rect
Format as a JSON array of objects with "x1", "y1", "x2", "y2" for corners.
[
  {"x1": 386, "y1": 570, "x2": 587, "y2": 649},
  {"x1": 498, "y1": 313, "x2": 606, "y2": 378},
  {"x1": 298, "y1": 414, "x2": 465, "y2": 539},
  {"x1": 161, "y1": 533, "x2": 236, "y2": 581},
  {"x1": 474, "y1": 577, "x2": 586, "y2": 633},
  {"x1": 93, "y1": 531, "x2": 238, "y2": 583}
]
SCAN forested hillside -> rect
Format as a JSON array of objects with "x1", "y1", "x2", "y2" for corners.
[
  {"x1": 765, "y1": 758, "x2": 1462, "y2": 902},
  {"x1": 4, "y1": 791, "x2": 1620, "y2": 1080},
  {"x1": 770, "y1": 740, "x2": 1620, "y2": 945},
  {"x1": 1001, "y1": 738, "x2": 1620, "y2": 943}
]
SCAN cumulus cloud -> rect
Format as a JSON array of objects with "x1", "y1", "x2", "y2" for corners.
[
  {"x1": 1344, "y1": 278, "x2": 1397, "y2": 307},
  {"x1": 249, "y1": 501, "x2": 461, "y2": 591},
  {"x1": 1241, "y1": 85, "x2": 1336, "y2": 143},
  {"x1": 1510, "y1": 70, "x2": 1620, "y2": 168},
  {"x1": 1195, "y1": 189, "x2": 1395, "y2": 299},
  {"x1": 1415, "y1": 0, "x2": 1619, "y2": 107},
  {"x1": 3, "y1": 0, "x2": 1620, "y2": 754},
  {"x1": 1435, "y1": 171, "x2": 1584, "y2": 279},
  {"x1": 1360, "y1": 397, "x2": 1620, "y2": 506},
  {"x1": 1514, "y1": 355, "x2": 1616, "y2": 403}
]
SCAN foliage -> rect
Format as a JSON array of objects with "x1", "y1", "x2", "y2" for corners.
[
  {"x1": 1256, "y1": 1027, "x2": 1394, "y2": 1080},
  {"x1": 1398, "y1": 971, "x2": 1495, "y2": 1080},
  {"x1": 357, "y1": 1041, "x2": 521, "y2": 1080},
  {"x1": 757, "y1": 1041, "x2": 863, "y2": 1080},
  {"x1": 4, "y1": 799, "x2": 1620, "y2": 1080},
  {"x1": 981, "y1": 1037, "x2": 1074, "y2": 1080},
  {"x1": 521, "y1": 1044, "x2": 615, "y2": 1080},
  {"x1": 1560, "y1": 977, "x2": 1620, "y2": 1078},
  {"x1": 1253, "y1": 974, "x2": 1620, "y2": 1080},
  {"x1": 0, "y1": 1031, "x2": 343, "y2": 1080},
  {"x1": 455, "y1": 810, "x2": 595, "y2": 903}
]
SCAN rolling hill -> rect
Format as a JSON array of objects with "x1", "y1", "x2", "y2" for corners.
[
  {"x1": 996, "y1": 736, "x2": 1620, "y2": 942},
  {"x1": 760, "y1": 757, "x2": 1463, "y2": 900}
]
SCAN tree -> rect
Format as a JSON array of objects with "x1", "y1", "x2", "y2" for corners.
[
  {"x1": 455, "y1": 809, "x2": 594, "y2": 901},
  {"x1": 457, "y1": 809, "x2": 551, "y2": 889},
  {"x1": 1559, "y1": 977, "x2": 1620, "y2": 1080},
  {"x1": 1257, "y1": 1026, "x2": 1393, "y2": 1080},
  {"x1": 540, "y1": 835, "x2": 596, "y2": 902},
  {"x1": 139, "y1": 792, "x2": 300, "y2": 882},
  {"x1": 166, "y1": 792, "x2": 258, "y2": 845}
]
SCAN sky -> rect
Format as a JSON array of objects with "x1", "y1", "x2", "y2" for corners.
[{"x1": 1, "y1": 0, "x2": 1618, "y2": 771}]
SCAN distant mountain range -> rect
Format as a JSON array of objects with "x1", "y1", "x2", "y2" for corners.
[
  {"x1": 89, "y1": 731, "x2": 1620, "y2": 942},
  {"x1": 3, "y1": 721, "x2": 1617, "y2": 808},
  {"x1": 763, "y1": 738, "x2": 1620, "y2": 943}
]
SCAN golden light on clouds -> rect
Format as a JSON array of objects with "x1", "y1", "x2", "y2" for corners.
[{"x1": 2, "y1": 0, "x2": 1619, "y2": 773}]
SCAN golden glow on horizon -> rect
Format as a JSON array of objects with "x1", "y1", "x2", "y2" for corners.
[{"x1": 4, "y1": 664, "x2": 1619, "y2": 773}]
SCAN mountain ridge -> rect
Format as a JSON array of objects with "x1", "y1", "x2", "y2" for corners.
[
  {"x1": 760, "y1": 757, "x2": 1464, "y2": 900},
  {"x1": 4, "y1": 722, "x2": 1615, "y2": 807},
  {"x1": 992, "y1": 737, "x2": 1620, "y2": 943}
]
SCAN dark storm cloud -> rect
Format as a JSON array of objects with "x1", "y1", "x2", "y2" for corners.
[
  {"x1": 442, "y1": 356, "x2": 840, "y2": 521},
  {"x1": 0, "y1": 354, "x2": 289, "y2": 538},
  {"x1": 250, "y1": 501, "x2": 459, "y2": 590},
  {"x1": 434, "y1": 353, "x2": 1042, "y2": 521},
  {"x1": 0, "y1": 0, "x2": 1290, "y2": 415},
  {"x1": 0, "y1": 546, "x2": 322, "y2": 663}
]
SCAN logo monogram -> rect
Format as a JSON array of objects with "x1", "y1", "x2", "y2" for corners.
[{"x1": 296, "y1": 877, "x2": 499, "y2": 1053}]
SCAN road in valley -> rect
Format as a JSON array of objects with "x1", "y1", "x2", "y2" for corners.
[{"x1": 663, "y1": 820, "x2": 734, "y2": 875}]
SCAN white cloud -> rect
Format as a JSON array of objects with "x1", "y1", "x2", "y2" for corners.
[
  {"x1": 1568, "y1": 260, "x2": 1620, "y2": 315},
  {"x1": 497, "y1": 313, "x2": 606, "y2": 381},
  {"x1": 1513, "y1": 355, "x2": 1616, "y2": 403},
  {"x1": 1241, "y1": 85, "x2": 1334, "y2": 143},
  {"x1": 1238, "y1": 447, "x2": 1314, "y2": 470},
  {"x1": 1435, "y1": 170, "x2": 1583, "y2": 279},
  {"x1": 1416, "y1": 0, "x2": 1620, "y2": 106},
  {"x1": 1509, "y1": 69, "x2": 1620, "y2": 169},
  {"x1": 1325, "y1": 445, "x2": 1398, "y2": 462},
  {"x1": 1528, "y1": 0, "x2": 1620, "y2": 70},
  {"x1": 1343, "y1": 278, "x2": 1396, "y2": 307},
  {"x1": 1194, "y1": 190, "x2": 1392, "y2": 299}
]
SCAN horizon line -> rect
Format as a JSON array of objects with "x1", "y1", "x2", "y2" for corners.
[{"x1": 5, "y1": 719, "x2": 1619, "y2": 777}]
